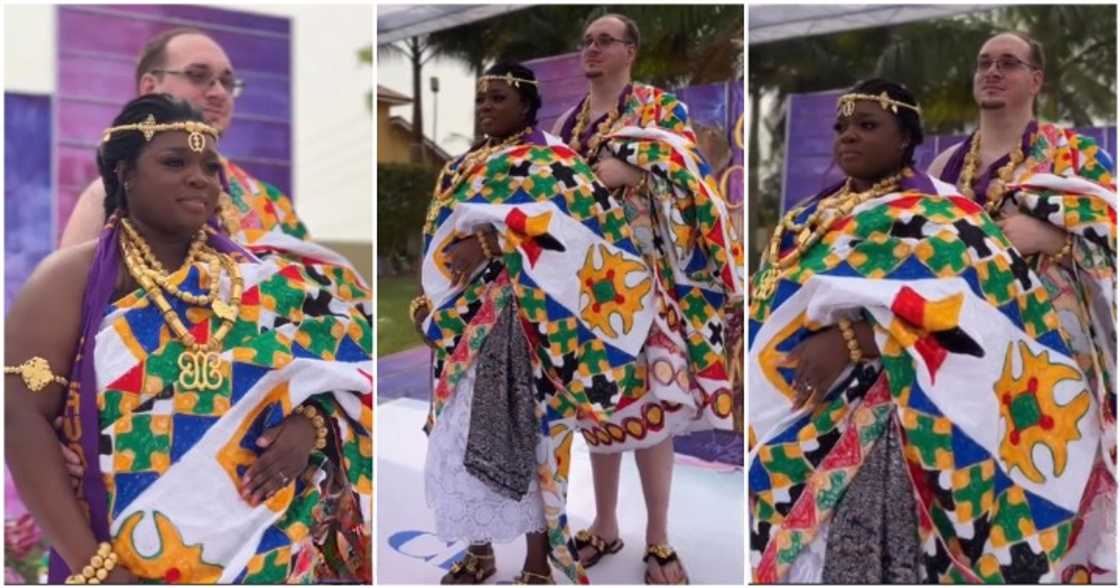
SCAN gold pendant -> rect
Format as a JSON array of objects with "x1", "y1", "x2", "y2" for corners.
[
  {"x1": 796, "y1": 227, "x2": 812, "y2": 246},
  {"x1": 178, "y1": 350, "x2": 224, "y2": 391},
  {"x1": 212, "y1": 299, "x2": 237, "y2": 321},
  {"x1": 754, "y1": 269, "x2": 776, "y2": 301}
]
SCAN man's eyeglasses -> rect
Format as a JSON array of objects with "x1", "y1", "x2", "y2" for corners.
[
  {"x1": 975, "y1": 56, "x2": 1039, "y2": 74},
  {"x1": 577, "y1": 35, "x2": 633, "y2": 51},
  {"x1": 151, "y1": 68, "x2": 246, "y2": 97}
]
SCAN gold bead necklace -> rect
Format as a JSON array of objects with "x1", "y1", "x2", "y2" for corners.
[
  {"x1": 957, "y1": 131, "x2": 1027, "y2": 217},
  {"x1": 568, "y1": 93, "x2": 623, "y2": 159},
  {"x1": 753, "y1": 170, "x2": 905, "y2": 301},
  {"x1": 119, "y1": 220, "x2": 243, "y2": 391},
  {"x1": 424, "y1": 127, "x2": 531, "y2": 228}
]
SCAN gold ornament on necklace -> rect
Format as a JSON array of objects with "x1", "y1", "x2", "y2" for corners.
[
  {"x1": 754, "y1": 170, "x2": 907, "y2": 301},
  {"x1": 957, "y1": 131, "x2": 1026, "y2": 217},
  {"x1": 119, "y1": 218, "x2": 243, "y2": 392}
]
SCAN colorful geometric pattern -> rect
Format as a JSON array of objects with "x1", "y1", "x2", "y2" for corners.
[
  {"x1": 748, "y1": 172, "x2": 1104, "y2": 582},
  {"x1": 78, "y1": 249, "x2": 371, "y2": 583},
  {"x1": 578, "y1": 83, "x2": 744, "y2": 437},
  {"x1": 420, "y1": 130, "x2": 652, "y2": 583},
  {"x1": 223, "y1": 160, "x2": 309, "y2": 243},
  {"x1": 997, "y1": 123, "x2": 1117, "y2": 581}
]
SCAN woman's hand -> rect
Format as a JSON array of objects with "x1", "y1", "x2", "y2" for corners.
[
  {"x1": 240, "y1": 414, "x2": 317, "y2": 506},
  {"x1": 442, "y1": 236, "x2": 487, "y2": 287},
  {"x1": 592, "y1": 154, "x2": 645, "y2": 189},
  {"x1": 412, "y1": 303, "x2": 432, "y2": 342},
  {"x1": 785, "y1": 328, "x2": 851, "y2": 412},
  {"x1": 996, "y1": 209, "x2": 1067, "y2": 256}
]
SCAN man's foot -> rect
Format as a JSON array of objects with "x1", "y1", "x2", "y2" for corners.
[
  {"x1": 643, "y1": 544, "x2": 689, "y2": 585},
  {"x1": 574, "y1": 528, "x2": 624, "y2": 568},
  {"x1": 441, "y1": 546, "x2": 497, "y2": 584}
]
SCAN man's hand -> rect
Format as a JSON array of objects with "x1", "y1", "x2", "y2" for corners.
[
  {"x1": 592, "y1": 154, "x2": 645, "y2": 189},
  {"x1": 997, "y1": 211, "x2": 1067, "y2": 256}
]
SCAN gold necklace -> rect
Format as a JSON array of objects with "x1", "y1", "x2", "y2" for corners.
[
  {"x1": 119, "y1": 223, "x2": 243, "y2": 391},
  {"x1": 957, "y1": 131, "x2": 1026, "y2": 217},
  {"x1": 120, "y1": 218, "x2": 220, "y2": 305},
  {"x1": 568, "y1": 93, "x2": 623, "y2": 159},
  {"x1": 424, "y1": 127, "x2": 530, "y2": 228},
  {"x1": 754, "y1": 170, "x2": 906, "y2": 301}
]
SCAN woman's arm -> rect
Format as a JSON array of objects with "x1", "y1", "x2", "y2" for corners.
[{"x1": 4, "y1": 243, "x2": 109, "y2": 571}]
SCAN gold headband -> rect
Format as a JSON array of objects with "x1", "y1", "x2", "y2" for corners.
[
  {"x1": 837, "y1": 91, "x2": 921, "y2": 117},
  {"x1": 478, "y1": 72, "x2": 539, "y2": 93},
  {"x1": 101, "y1": 115, "x2": 219, "y2": 153}
]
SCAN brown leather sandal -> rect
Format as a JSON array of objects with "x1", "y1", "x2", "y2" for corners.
[
  {"x1": 574, "y1": 528, "x2": 624, "y2": 568},
  {"x1": 643, "y1": 544, "x2": 689, "y2": 585},
  {"x1": 440, "y1": 550, "x2": 496, "y2": 584},
  {"x1": 512, "y1": 569, "x2": 554, "y2": 584}
]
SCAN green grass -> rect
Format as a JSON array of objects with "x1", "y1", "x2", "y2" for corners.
[{"x1": 377, "y1": 274, "x2": 425, "y2": 357}]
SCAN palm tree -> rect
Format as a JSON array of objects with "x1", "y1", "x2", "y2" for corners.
[{"x1": 379, "y1": 36, "x2": 446, "y2": 165}]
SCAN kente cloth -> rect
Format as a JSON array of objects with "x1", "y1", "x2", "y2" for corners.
[
  {"x1": 748, "y1": 171, "x2": 1105, "y2": 583},
  {"x1": 942, "y1": 122, "x2": 1117, "y2": 582},
  {"x1": 561, "y1": 83, "x2": 745, "y2": 449},
  {"x1": 220, "y1": 159, "x2": 310, "y2": 243},
  {"x1": 420, "y1": 126, "x2": 668, "y2": 583},
  {"x1": 54, "y1": 222, "x2": 372, "y2": 583}
]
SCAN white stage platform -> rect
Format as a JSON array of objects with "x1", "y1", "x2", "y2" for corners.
[{"x1": 376, "y1": 398, "x2": 744, "y2": 585}]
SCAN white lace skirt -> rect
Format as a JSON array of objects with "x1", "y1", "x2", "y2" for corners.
[{"x1": 425, "y1": 363, "x2": 547, "y2": 544}]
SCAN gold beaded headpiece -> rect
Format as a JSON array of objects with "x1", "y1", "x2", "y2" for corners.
[
  {"x1": 101, "y1": 114, "x2": 219, "y2": 153},
  {"x1": 837, "y1": 91, "x2": 922, "y2": 118},
  {"x1": 478, "y1": 72, "x2": 539, "y2": 93}
]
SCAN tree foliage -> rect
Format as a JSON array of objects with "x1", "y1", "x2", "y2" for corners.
[{"x1": 747, "y1": 5, "x2": 1116, "y2": 268}]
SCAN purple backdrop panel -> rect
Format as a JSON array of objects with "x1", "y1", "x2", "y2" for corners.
[
  {"x1": 782, "y1": 90, "x2": 1118, "y2": 212},
  {"x1": 5, "y1": 93, "x2": 54, "y2": 307},
  {"x1": 676, "y1": 82, "x2": 744, "y2": 207},
  {"x1": 525, "y1": 53, "x2": 588, "y2": 133},
  {"x1": 56, "y1": 4, "x2": 292, "y2": 241}
]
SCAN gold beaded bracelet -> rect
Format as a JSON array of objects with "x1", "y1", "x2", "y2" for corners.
[
  {"x1": 476, "y1": 228, "x2": 499, "y2": 259},
  {"x1": 1049, "y1": 233, "x2": 1075, "y2": 266},
  {"x1": 837, "y1": 318, "x2": 862, "y2": 364},
  {"x1": 5, "y1": 356, "x2": 69, "y2": 392},
  {"x1": 409, "y1": 295, "x2": 432, "y2": 324},
  {"x1": 296, "y1": 404, "x2": 329, "y2": 450},
  {"x1": 64, "y1": 542, "x2": 118, "y2": 584}
]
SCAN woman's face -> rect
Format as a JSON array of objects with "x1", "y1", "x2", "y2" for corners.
[
  {"x1": 476, "y1": 80, "x2": 528, "y2": 138},
  {"x1": 832, "y1": 100, "x2": 908, "y2": 182},
  {"x1": 122, "y1": 129, "x2": 222, "y2": 237}
]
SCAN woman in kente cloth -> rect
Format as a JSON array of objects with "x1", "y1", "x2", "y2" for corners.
[
  {"x1": 411, "y1": 62, "x2": 685, "y2": 584},
  {"x1": 4, "y1": 94, "x2": 372, "y2": 583},
  {"x1": 748, "y1": 79, "x2": 1108, "y2": 583}
]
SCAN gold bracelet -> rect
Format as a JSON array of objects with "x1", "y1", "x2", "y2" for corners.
[
  {"x1": 1050, "y1": 233, "x2": 1075, "y2": 265},
  {"x1": 64, "y1": 542, "x2": 118, "y2": 584},
  {"x1": 408, "y1": 295, "x2": 432, "y2": 323},
  {"x1": 296, "y1": 404, "x2": 329, "y2": 450},
  {"x1": 476, "y1": 228, "x2": 499, "y2": 259},
  {"x1": 837, "y1": 318, "x2": 862, "y2": 364},
  {"x1": 5, "y1": 356, "x2": 69, "y2": 392}
]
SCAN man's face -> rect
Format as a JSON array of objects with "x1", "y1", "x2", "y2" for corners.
[
  {"x1": 579, "y1": 16, "x2": 635, "y2": 81},
  {"x1": 139, "y1": 34, "x2": 236, "y2": 131},
  {"x1": 973, "y1": 33, "x2": 1042, "y2": 112}
]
